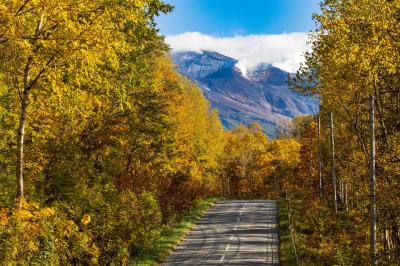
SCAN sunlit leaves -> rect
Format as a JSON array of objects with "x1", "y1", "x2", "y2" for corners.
[{"x1": 291, "y1": 0, "x2": 400, "y2": 263}]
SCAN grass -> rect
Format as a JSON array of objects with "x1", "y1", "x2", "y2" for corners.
[
  {"x1": 279, "y1": 197, "x2": 299, "y2": 266},
  {"x1": 134, "y1": 197, "x2": 219, "y2": 265},
  {"x1": 279, "y1": 197, "x2": 325, "y2": 265}
]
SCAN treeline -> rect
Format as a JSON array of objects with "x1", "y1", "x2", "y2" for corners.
[
  {"x1": 0, "y1": 1, "x2": 299, "y2": 265},
  {"x1": 286, "y1": 0, "x2": 400, "y2": 265},
  {"x1": 0, "y1": 0, "x2": 226, "y2": 264},
  {"x1": 220, "y1": 123, "x2": 299, "y2": 199},
  {"x1": 4, "y1": 0, "x2": 398, "y2": 265}
]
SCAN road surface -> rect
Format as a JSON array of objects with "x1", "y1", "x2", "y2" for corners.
[{"x1": 162, "y1": 200, "x2": 279, "y2": 265}]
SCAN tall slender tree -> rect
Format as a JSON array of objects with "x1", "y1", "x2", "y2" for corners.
[
  {"x1": 317, "y1": 114, "x2": 323, "y2": 197},
  {"x1": 369, "y1": 94, "x2": 377, "y2": 265},
  {"x1": 330, "y1": 112, "x2": 337, "y2": 214},
  {"x1": 308, "y1": 138, "x2": 313, "y2": 187}
]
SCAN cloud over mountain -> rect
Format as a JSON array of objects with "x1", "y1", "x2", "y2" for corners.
[
  {"x1": 165, "y1": 32, "x2": 310, "y2": 73},
  {"x1": 172, "y1": 51, "x2": 318, "y2": 137}
]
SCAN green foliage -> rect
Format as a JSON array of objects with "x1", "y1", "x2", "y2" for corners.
[
  {"x1": 0, "y1": 199, "x2": 99, "y2": 265},
  {"x1": 7, "y1": 0, "x2": 398, "y2": 265},
  {"x1": 279, "y1": 198, "x2": 298, "y2": 266},
  {"x1": 0, "y1": 0, "x2": 232, "y2": 264},
  {"x1": 136, "y1": 197, "x2": 218, "y2": 265},
  {"x1": 288, "y1": 0, "x2": 400, "y2": 264},
  {"x1": 0, "y1": 0, "x2": 229, "y2": 264},
  {"x1": 131, "y1": 192, "x2": 162, "y2": 256}
]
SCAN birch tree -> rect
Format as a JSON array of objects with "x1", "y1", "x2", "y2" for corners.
[
  {"x1": 329, "y1": 112, "x2": 337, "y2": 214},
  {"x1": 0, "y1": 0, "x2": 171, "y2": 204},
  {"x1": 291, "y1": 0, "x2": 400, "y2": 263},
  {"x1": 369, "y1": 94, "x2": 377, "y2": 265},
  {"x1": 317, "y1": 114, "x2": 323, "y2": 197}
]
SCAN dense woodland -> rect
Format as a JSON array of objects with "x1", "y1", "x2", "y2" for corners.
[
  {"x1": 288, "y1": 0, "x2": 400, "y2": 265},
  {"x1": 0, "y1": 0, "x2": 298, "y2": 264},
  {"x1": 0, "y1": 0, "x2": 399, "y2": 265}
]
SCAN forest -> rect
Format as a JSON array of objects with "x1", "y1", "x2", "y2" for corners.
[
  {"x1": 0, "y1": 0, "x2": 399, "y2": 265},
  {"x1": 287, "y1": 0, "x2": 400, "y2": 265}
]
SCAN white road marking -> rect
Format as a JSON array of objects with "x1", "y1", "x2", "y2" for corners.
[{"x1": 164, "y1": 201, "x2": 280, "y2": 265}]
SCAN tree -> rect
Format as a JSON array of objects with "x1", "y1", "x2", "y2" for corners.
[
  {"x1": 290, "y1": 0, "x2": 400, "y2": 263},
  {"x1": 317, "y1": 114, "x2": 323, "y2": 197},
  {"x1": 329, "y1": 112, "x2": 337, "y2": 214},
  {"x1": 369, "y1": 94, "x2": 377, "y2": 265},
  {"x1": 220, "y1": 123, "x2": 270, "y2": 197},
  {"x1": 0, "y1": 0, "x2": 172, "y2": 203}
]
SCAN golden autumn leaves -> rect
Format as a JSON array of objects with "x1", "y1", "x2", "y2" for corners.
[
  {"x1": 289, "y1": 0, "x2": 400, "y2": 264},
  {"x1": 0, "y1": 1, "x2": 301, "y2": 264}
]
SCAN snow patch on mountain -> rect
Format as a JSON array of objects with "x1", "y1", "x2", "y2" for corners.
[
  {"x1": 166, "y1": 32, "x2": 310, "y2": 73},
  {"x1": 171, "y1": 51, "x2": 318, "y2": 137}
]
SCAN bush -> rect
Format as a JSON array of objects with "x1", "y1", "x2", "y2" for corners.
[
  {"x1": 130, "y1": 191, "x2": 162, "y2": 257},
  {"x1": 0, "y1": 199, "x2": 99, "y2": 265},
  {"x1": 0, "y1": 188, "x2": 164, "y2": 265}
]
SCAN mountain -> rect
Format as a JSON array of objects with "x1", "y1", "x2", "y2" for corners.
[{"x1": 172, "y1": 51, "x2": 318, "y2": 137}]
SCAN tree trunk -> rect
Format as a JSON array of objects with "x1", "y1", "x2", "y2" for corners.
[
  {"x1": 16, "y1": 97, "x2": 28, "y2": 206},
  {"x1": 227, "y1": 176, "x2": 230, "y2": 196},
  {"x1": 340, "y1": 180, "x2": 344, "y2": 202},
  {"x1": 17, "y1": 55, "x2": 33, "y2": 208},
  {"x1": 384, "y1": 227, "x2": 388, "y2": 256},
  {"x1": 330, "y1": 112, "x2": 337, "y2": 214},
  {"x1": 370, "y1": 95, "x2": 377, "y2": 266},
  {"x1": 317, "y1": 114, "x2": 323, "y2": 197},
  {"x1": 16, "y1": 15, "x2": 44, "y2": 208},
  {"x1": 308, "y1": 138, "x2": 313, "y2": 188},
  {"x1": 344, "y1": 183, "x2": 349, "y2": 211},
  {"x1": 286, "y1": 192, "x2": 299, "y2": 265}
]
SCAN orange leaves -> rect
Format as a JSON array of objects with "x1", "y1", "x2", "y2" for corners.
[
  {"x1": 0, "y1": 200, "x2": 100, "y2": 264},
  {"x1": 219, "y1": 123, "x2": 301, "y2": 197},
  {"x1": 295, "y1": 1, "x2": 400, "y2": 263},
  {"x1": 81, "y1": 214, "x2": 91, "y2": 226}
]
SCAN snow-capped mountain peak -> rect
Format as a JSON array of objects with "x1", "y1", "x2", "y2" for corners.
[{"x1": 172, "y1": 51, "x2": 318, "y2": 137}]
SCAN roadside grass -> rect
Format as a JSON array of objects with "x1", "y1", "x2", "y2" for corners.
[
  {"x1": 279, "y1": 197, "x2": 299, "y2": 265},
  {"x1": 280, "y1": 197, "x2": 330, "y2": 266},
  {"x1": 135, "y1": 197, "x2": 219, "y2": 265}
]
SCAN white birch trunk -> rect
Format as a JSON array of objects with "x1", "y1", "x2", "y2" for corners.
[
  {"x1": 330, "y1": 112, "x2": 337, "y2": 214},
  {"x1": 318, "y1": 115, "x2": 323, "y2": 197},
  {"x1": 16, "y1": 15, "x2": 44, "y2": 208},
  {"x1": 370, "y1": 95, "x2": 377, "y2": 265}
]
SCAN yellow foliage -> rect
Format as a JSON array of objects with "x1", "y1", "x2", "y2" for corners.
[{"x1": 81, "y1": 214, "x2": 91, "y2": 226}]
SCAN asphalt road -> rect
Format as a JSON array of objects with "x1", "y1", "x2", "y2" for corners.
[{"x1": 162, "y1": 200, "x2": 279, "y2": 266}]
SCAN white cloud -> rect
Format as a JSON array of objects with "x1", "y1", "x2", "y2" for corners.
[{"x1": 165, "y1": 32, "x2": 310, "y2": 73}]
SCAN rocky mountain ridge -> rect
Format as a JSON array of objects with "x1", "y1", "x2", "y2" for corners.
[{"x1": 172, "y1": 50, "x2": 318, "y2": 137}]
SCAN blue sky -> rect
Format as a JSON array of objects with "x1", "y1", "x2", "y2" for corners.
[
  {"x1": 157, "y1": 0, "x2": 321, "y2": 73},
  {"x1": 156, "y1": 0, "x2": 321, "y2": 36}
]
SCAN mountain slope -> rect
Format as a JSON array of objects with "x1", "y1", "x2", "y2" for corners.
[{"x1": 172, "y1": 51, "x2": 318, "y2": 137}]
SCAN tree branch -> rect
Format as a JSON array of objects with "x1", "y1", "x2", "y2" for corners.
[
  {"x1": 15, "y1": 0, "x2": 31, "y2": 16},
  {"x1": 25, "y1": 55, "x2": 55, "y2": 93}
]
